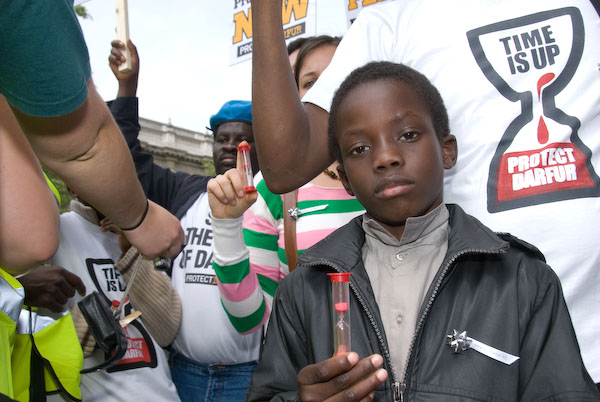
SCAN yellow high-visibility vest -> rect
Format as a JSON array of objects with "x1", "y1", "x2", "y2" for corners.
[
  {"x1": 1, "y1": 267, "x2": 82, "y2": 402},
  {"x1": 12, "y1": 305, "x2": 83, "y2": 402},
  {"x1": 3, "y1": 173, "x2": 81, "y2": 400},
  {"x1": 0, "y1": 269, "x2": 24, "y2": 399},
  {"x1": 43, "y1": 171, "x2": 62, "y2": 207}
]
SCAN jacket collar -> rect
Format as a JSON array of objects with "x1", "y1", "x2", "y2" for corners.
[
  {"x1": 444, "y1": 204, "x2": 509, "y2": 260},
  {"x1": 297, "y1": 204, "x2": 509, "y2": 273}
]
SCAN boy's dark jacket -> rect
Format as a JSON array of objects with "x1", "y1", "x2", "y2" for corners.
[{"x1": 247, "y1": 204, "x2": 599, "y2": 401}]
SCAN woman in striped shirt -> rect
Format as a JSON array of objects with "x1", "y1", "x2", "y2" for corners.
[{"x1": 207, "y1": 36, "x2": 365, "y2": 335}]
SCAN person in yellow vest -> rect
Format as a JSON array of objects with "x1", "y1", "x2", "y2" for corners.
[
  {"x1": 2, "y1": 174, "x2": 86, "y2": 402},
  {"x1": 1, "y1": 263, "x2": 84, "y2": 402},
  {"x1": 0, "y1": 268, "x2": 23, "y2": 400},
  {"x1": 11, "y1": 299, "x2": 84, "y2": 402}
]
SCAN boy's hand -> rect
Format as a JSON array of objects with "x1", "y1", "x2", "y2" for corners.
[
  {"x1": 297, "y1": 352, "x2": 388, "y2": 402},
  {"x1": 108, "y1": 39, "x2": 139, "y2": 97},
  {"x1": 208, "y1": 141, "x2": 258, "y2": 219}
]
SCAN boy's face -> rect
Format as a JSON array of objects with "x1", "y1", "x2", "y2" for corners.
[{"x1": 335, "y1": 79, "x2": 457, "y2": 240}]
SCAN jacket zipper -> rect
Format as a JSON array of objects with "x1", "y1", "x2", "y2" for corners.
[
  {"x1": 304, "y1": 247, "x2": 503, "y2": 401},
  {"x1": 398, "y1": 248, "x2": 503, "y2": 400},
  {"x1": 392, "y1": 382, "x2": 405, "y2": 402},
  {"x1": 349, "y1": 276, "x2": 401, "y2": 401}
]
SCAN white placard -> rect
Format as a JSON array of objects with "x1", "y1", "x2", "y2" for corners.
[
  {"x1": 230, "y1": 0, "x2": 316, "y2": 66},
  {"x1": 115, "y1": 0, "x2": 132, "y2": 72}
]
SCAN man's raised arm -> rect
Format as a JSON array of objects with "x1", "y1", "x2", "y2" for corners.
[
  {"x1": 11, "y1": 80, "x2": 184, "y2": 260},
  {"x1": 0, "y1": 2, "x2": 183, "y2": 262},
  {"x1": 251, "y1": 0, "x2": 332, "y2": 193}
]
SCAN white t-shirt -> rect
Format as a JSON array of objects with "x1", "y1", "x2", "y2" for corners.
[
  {"x1": 171, "y1": 193, "x2": 261, "y2": 364},
  {"x1": 304, "y1": 0, "x2": 600, "y2": 381},
  {"x1": 49, "y1": 212, "x2": 180, "y2": 402}
]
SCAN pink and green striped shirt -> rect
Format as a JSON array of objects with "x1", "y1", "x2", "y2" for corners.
[{"x1": 212, "y1": 172, "x2": 365, "y2": 334}]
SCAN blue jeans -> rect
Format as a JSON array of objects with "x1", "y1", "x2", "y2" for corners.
[{"x1": 169, "y1": 352, "x2": 257, "y2": 402}]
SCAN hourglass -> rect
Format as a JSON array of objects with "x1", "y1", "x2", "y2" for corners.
[
  {"x1": 466, "y1": 7, "x2": 598, "y2": 212},
  {"x1": 328, "y1": 272, "x2": 352, "y2": 356},
  {"x1": 237, "y1": 143, "x2": 256, "y2": 194}
]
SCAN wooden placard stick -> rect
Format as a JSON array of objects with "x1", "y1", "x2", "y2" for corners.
[
  {"x1": 119, "y1": 311, "x2": 141, "y2": 328},
  {"x1": 115, "y1": 0, "x2": 132, "y2": 72}
]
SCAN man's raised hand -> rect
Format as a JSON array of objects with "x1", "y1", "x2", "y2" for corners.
[{"x1": 207, "y1": 140, "x2": 258, "y2": 219}]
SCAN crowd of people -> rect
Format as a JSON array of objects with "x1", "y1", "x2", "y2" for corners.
[{"x1": 1, "y1": 1, "x2": 600, "y2": 401}]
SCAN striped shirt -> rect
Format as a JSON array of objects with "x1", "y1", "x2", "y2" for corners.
[{"x1": 212, "y1": 172, "x2": 365, "y2": 334}]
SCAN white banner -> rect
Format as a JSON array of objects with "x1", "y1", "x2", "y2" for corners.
[
  {"x1": 344, "y1": 0, "x2": 391, "y2": 27},
  {"x1": 230, "y1": 0, "x2": 316, "y2": 66}
]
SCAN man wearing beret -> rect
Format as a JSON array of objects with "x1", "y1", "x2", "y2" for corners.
[{"x1": 108, "y1": 39, "x2": 260, "y2": 402}]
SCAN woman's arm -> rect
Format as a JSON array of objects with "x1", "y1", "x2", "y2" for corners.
[{"x1": 251, "y1": 0, "x2": 331, "y2": 193}]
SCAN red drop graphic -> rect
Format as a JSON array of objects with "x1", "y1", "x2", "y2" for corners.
[
  {"x1": 537, "y1": 116, "x2": 549, "y2": 144},
  {"x1": 536, "y1": 73, "x2": 554, "y2": 144},
  {"x1": 537, "y1": 73, "x2": 555, "y2": 100}
]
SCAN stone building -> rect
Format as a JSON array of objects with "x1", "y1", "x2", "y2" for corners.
[{"x1": 138, "y1": 117, "x2": 214, "y2": 176}]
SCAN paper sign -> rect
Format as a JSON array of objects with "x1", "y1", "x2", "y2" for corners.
[{"x1": 230, "y1": 0, "x2": 316, "y2": 65}]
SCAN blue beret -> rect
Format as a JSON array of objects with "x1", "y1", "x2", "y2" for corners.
[{"x1": 209, "y1": 100, "x2": 252, "y2": 132}]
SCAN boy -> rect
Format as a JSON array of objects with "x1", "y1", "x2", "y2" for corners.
[
  {"x1": 241, "y1": 62, "x2": 599, "y2": 401},
  {"x1": 250, "y1": 1, "x2": 600, "y2": 388}
]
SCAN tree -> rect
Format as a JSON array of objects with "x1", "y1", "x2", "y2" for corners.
[{"x1": 74, "y1": 5, "x2": 91, "y2": 20}]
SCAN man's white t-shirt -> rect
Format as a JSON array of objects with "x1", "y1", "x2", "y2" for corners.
[
  {"x1": 171, "y1": 193, "x2": 261, "y2": 365},
  {"x1": 49, "y1": 212, "x2": 180, "y2": 402},
  {"x1": 303, "y1": 0, "x2": 600, "y2": 381}
]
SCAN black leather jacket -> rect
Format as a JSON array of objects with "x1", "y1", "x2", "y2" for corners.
[{"x1": 247, "y1": 205, "x2": 599, "y2": 401}]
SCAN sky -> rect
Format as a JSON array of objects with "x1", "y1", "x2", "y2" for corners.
[{"x1": 79, "y1": 0, "x2": 349, "y2": 133}]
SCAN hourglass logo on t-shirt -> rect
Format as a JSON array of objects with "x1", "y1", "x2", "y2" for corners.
[
  {"x1": 467, "y1": 7, "x2": 600, "y2": 212},
  {"x1": 85, "y1": 258, "x2": 158, "y2": 371}
]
